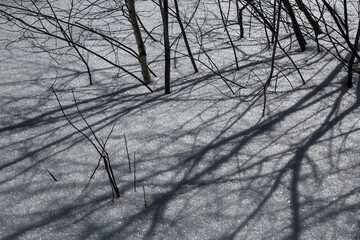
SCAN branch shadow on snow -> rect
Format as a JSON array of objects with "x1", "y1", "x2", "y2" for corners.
[
  {"x1": 1, "y1": 3, "x2": 360, "y2": 239},
  {"x1": 142, "y1": 68, "x2": 359, "y2": 239},
  {"x1": 1, "y1": 49, "x2": 360, "y2": 239}
]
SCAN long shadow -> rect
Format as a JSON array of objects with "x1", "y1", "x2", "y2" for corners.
[
  {"x1": 62, "y1": 54, "x2": 355, "y2": 240},
  {"x1": 3, "y1": 56, "x2": 358, "y2": 239},
  {"x1": 1, "y1": 1, "x2": 360, "y2": 239},
  {"x1": 127, "y1": 57, "x2": 358, "y2": 239}
]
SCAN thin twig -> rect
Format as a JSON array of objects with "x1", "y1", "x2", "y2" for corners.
[
  {"x1": 46, "y1": 170, "x2": 58, "y2": 181},
  {"x1": 51, "y1": 87, "x2": 102, "y2": 156},
  {"x1": 52, "y1": 87, "x2": 120, "y2": 198},
  {"x1": 90, "y1": 123, "x2": 116, "y2": 179},
  {"x1": 133, "y1": 152, "x2": 136, "y2": 192},
  {"x1": 90, "y1": 158, "x2": 101, "y2": 179},
  {"x1": 124, "y1": 133, "x2": 131, "y2": 172},
  {"x1": 72, "y1": 90, "x2": 103, "y2": 150}
]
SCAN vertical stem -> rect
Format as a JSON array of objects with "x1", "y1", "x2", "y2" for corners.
[
  {"x1": 344, "y1": 0, "x2": 348, "y2": 37},
  {"x1": 249, "y1": 10, "x2": 252, "y2": 38},
  {"x1": 160, "y1": 0, "x2": 171, "y2": 94},
  {"x1": 236, "y1": 0, "x2": 244, "y2": 39},
  {"x1": 217, "y1": 0, "x2": 239, "y2": 71},
  {"x1": 133, "y1": 152, "x2": 136, "y2": 192},
  {"x1": 124, "y1": 133, "x2": 131, "y2": 172},
  {"x1": 143, "y1": 185, "x2": 148, "y2": 208},
  {"x1": 272, "y1": 0, "x2": 277, "y2": 44},
  {"x1": 316, "y1": 32, "x2": 321, "y2": 53},
  {"x1": 127, "y1": 0, "x2": 151, "y2": 84},
  {"x1": 263, "y1": 0, "x2": 282, "y2": 117}
]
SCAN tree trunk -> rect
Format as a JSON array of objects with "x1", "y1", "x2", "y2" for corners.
[
  {"x1": 159, "y1": 0, "x2": 171, "y2": 94},
  {"x1": 295, "y1": 0, "x2": 322, "y2": 35},
  {"x1": 235, "y1": 0, "x2": 242, "y2": 38},
  {"x1": 344, "y1": 0, "x2": 349, "y2": 37},
  {"x1": 283, "y1": 0, "x2": 307, "y2": 52},
  {"x1": 127, "y1": 0, "x2": 151, "y2": 84}
]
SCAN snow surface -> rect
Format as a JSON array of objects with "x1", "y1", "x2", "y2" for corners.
[{"x1": 0, "y1": 0, "x2": 360, "y2": 239}]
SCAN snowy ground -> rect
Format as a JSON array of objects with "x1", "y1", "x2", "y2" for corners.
[{"x1": 1, "y1": 1, "x2": 360, "y2": 239}]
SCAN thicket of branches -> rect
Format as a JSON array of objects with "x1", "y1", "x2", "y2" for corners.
[
  {"x1": 1, "y1": 0, "x2": 359, "y2": 197},
  {"x1": 1, "y1": 0, "x2": 359, "y2": 92}
]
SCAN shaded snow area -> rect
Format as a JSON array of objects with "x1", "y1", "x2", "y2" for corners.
[{"x1": 1, "y1": 1, "x2": 360, "y2": 239}]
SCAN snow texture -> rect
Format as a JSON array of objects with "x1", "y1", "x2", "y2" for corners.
[{"x1": 0, "y1": 0, "x2": 359, "y2": 239}]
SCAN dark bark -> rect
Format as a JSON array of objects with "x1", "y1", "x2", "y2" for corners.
[
  {"x1": 174, "y1": 0, "x2": 198, "y2": 73},
  {"x1": 282, "y1": 0, "x2": 307, "y2": 52},
  {"x1": 344, "y1": 0, "x2": 349, "y2": 37},
  {"x1": 159, "y1": 0, "x2": 171, "y2": 94},
  {"x1": 295, "y1": 0, "x2": 322, "y2": 35},
  {"x1": 235, "y1": 0, "x2": 244, "y2": 39}
]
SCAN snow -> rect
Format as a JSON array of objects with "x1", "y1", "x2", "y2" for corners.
[{"x1": 1, "y1": 0, "x2": 360, "y2": 239}]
